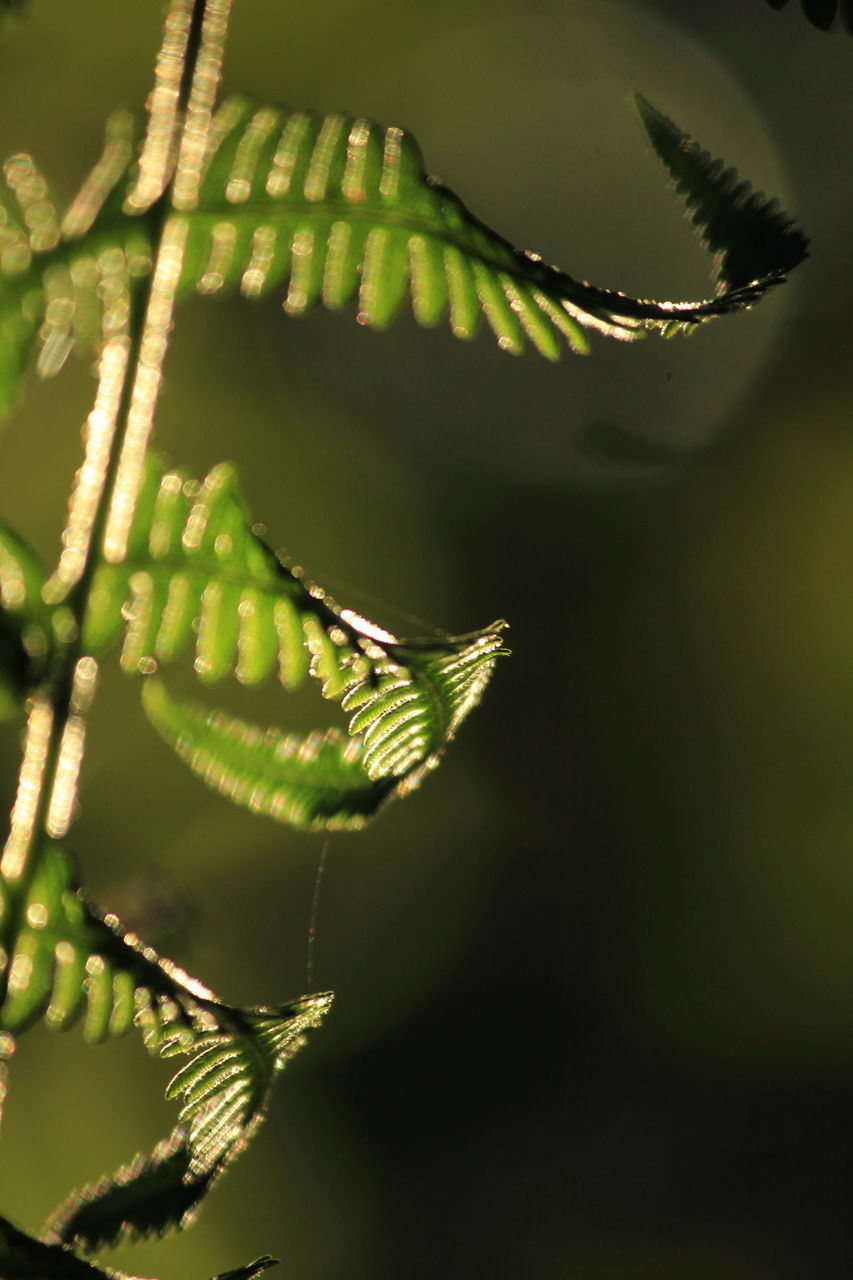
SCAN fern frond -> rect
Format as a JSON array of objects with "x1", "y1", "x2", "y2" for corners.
[
  {"x1": 0, "y1": 834, "x2": 330, "y2": 1244},
  {"x1": 0, "y1": 111, "x2": 143, "y2": 419},
  {"x1": 81, "y1": 455, "x2": 506, "y2": 826},
  {"x1": 0, "y1": 837, "x2": 219, "y2": 1043},
  {"x1": 141, "y1": 685, "x2": 393, "y2": 830},
  {"x1": 42, "y1": 1128, "x2": 210, "y2": 1250},
  {"x1": 765, "y1": 0, "x2": 852, "y2": 32},
  {"x1": 173, "y1": 95, "x2": 805, "y2": 353},
  {"x1": 85, "y1": 455, "x2": 315, "y2": 686},
  {"x1": 139, "y1": 611, "x2": 505, "y2": 830},
  {"x1": 0, "y1": 1214, "x2": 122, "y2": 1280},
  {"x1": 214, "y1": 1259, "x2": 279, "y2": 1280},
  {"x1": 1, "y1": 1211, "x2": 278, "y2": 1280},
  {"x1": 165, "y1": 1000, "x2": 325, "y2": 1179},
  {"x1": 43, "y1": 996, "x2": 330, "y2": 1251},
  {"x1": 0, "y1": 520, "x2": 52, "y2": 717},
  {"x1": 634, "y1": 96, "x2": 809, "y2": 293},
  {"x1": 0, "y1": 93, "x2": 807, "y2": 417}
]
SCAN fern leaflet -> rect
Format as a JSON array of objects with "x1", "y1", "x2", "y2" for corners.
[
  {"x1": 0, "y1": 520, "x2": 52, "y2": 717},
  {"x1": 764, "y1": 0, "x2": 852, "y2": 31},
  {"x1": 142, "y1": 685, "x2": 393, "y2": 829},
  {"x1": 0, "y1": 112, "x2": 146, "y2": 419},
  {"x1": 80, "y1": 454, "x2": 507, "y2": 828},
  {"x1": 0, "y1": 1214, "x2": 123, "y2": 1280},
  {"x1": 175, "y1": 94, "x2": 805, "y2": 351},
  {"x1": 0, "y1": 1211, "x2": 279, "y2": 1280},
  {"x1": 0, "y1": 94, "x2": 809, "y2": 423},
  {"x1": 0, "y1": 834, "x2": 331, "y2": 1245},
  {"x1": 634, "y1": 96, "x2": 809, "y2": 295}
]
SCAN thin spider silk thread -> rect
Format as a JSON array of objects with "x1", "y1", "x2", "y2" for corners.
[{"x1": 306, "y1": 838, "x2": 329, "y2": 990}]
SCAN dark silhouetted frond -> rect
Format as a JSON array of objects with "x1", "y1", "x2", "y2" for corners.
[
  {"x1": 635, "y1": 96, "x2": 809, "y2": 294},
  {"x1": 42, "y1": 1129, "x2": 210, "y2": 1251},
  {"x1": 0, "y1": 1214, "x2": 119, "y2": 1279},
  {"x1": 0, "y1": 520, "x2": 52, "y2": 717},
  {"x1": 0, "y1": 1210, "x2": 279, "y2": 1280},
  {"x1": 43, "y1": 994, "x2": 330, "y2": 1250},
  {"x1": 765, "y1": 0, "x2": 853, "y2": 32}
]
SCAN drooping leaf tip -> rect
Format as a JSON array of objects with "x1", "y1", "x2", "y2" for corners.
[
  {"x1": 213, "y1": 1254, "x2": 279, "y2": 1280},
  {"x1": 632, "y1": 93, "x2": 809, "y2": 292}
]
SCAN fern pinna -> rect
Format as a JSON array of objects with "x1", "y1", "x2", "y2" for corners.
[
  {"x1": 0, "y1": 0, "x2": 809, "y2": 1277},
  {"x1": 0, "y1": 84, "x2": 807, "y2": 420},
  {"x1": 764, "y1": 0, "x2": 853, "y2": 31}
]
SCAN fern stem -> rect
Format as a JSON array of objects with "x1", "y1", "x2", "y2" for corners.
[
  {"x1": 0, "y1": 0, "x2": 234, "y2": 998},
  {"x1": 173, "y1": 0, "x2": 233, "y2": 211}
]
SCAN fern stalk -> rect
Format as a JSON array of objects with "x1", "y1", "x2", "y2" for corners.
[{"x1": 0, "y1": 0, "x2": 233, "y2": 1027}]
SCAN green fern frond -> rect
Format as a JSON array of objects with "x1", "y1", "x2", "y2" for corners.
[
  {"x1": 0, "y1": 834, "x2": 330, "y2": 1244},
  {"x1": 0, "y1": 520, "x2": 52, "y2": 717},
  {"x1": 139, "y1": 610, "x2": 505, "y2": 830},
  {"x1": 85, "y1": 454, "x2": 322, "y2": 687},
  {"x1": 0, "y1": 837, "x2": 219, "y2": 1042},
  {"x1": 165, "y1": 999, "x2": 326, "y2": 1178},
  {"x1": 81, "y1": 454, "x2": 506, "y2": 827},
  {"x1": 141, "y1": 685, "x2": 393, "y2": 830},
  {"x1": 764, "y1": 0, "x2": 852, "y2": 32},
  {"x1": 43, "y1": 996, "x2": 330, "y2": 1251},
  {"x1": 0, "y1": 111, "x2": 143, "y2": 419},
  {"x1": 0, "y1": 93, "x2": 807, "y2": 418},
  {"x1": 634, "y1": 96, "x2": 809, "y2": 293},
  {"x1": 174, "y1": 95, "x2": 805, "y2": 353}
]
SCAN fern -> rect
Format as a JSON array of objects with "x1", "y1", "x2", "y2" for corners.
[
  {"x1": 141, "y1": 687, "x2": 394, "y2": 830},
  {"x1": 42, "y1": 993, "x2": 330, "y2": 1250},
  {"x1": 0, "y1": 93, "x2": 807, "y2": 425},
  {"x1": 0, "y1": 1215, "x2": 124, "y2": 1280},
  {"x1": 764, "y1": 0, "x2": 853, "y2": 31},
  {"x1": 0, "y1": 520, "x2": 52, "y2": 717},
  {"x1": 42, "y1": 1131, "x2": 210, "y2": 1252},
  {"x1": 1, "y1": 1211, "x2": 279, "y2": 1280},
  {"x1": 0, "y1": 833, "x2": 331, "y2": 1244},
  {"x1": 634, "y1": 95, "x2": 809, "y2": 295},
  {"x1": 0, "y1": 1, "x2": 818, "y2": 1275},
  {"x1": 78, "y1": 454, "x2": 507, "y2": 828},
  {"x1": 0, "y1": 111, "x2": 144, "y2": 418},
  {"x1": 174, "y1": 94, "x2": 806, "y2": 348}
]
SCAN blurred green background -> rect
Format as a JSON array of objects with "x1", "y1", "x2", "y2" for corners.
[{"x1": 2, "y1": 1, "x2": 853, "y2": 1276}]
